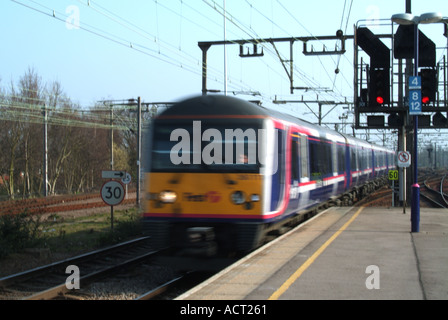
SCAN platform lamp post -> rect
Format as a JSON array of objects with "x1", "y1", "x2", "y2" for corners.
[{"x1": 391, "y1": 12, "x2": 443, "y2": 232}]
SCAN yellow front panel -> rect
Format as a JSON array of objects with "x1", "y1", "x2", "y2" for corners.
[{"x1": 144, "y1": 172, "x2": 262, "y2": 217}]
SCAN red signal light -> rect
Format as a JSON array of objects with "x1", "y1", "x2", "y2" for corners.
[
  {"x1": 422, "y1": 96, "x2": 430, "y2": 104},
  {"x1": 376, "y1": 96, "x2": 384, "y2": 104}
]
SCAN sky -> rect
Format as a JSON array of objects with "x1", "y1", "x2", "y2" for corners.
[{"x1": 1, "y1": 0, "x2": 447, "y2": 145}]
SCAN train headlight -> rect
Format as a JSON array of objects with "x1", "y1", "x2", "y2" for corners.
[
  {"x1": 159, "y1": 191, "x2": 177, "y2": 203},
  {"x1": 231, "y1": 191, "x2": 246, "y2": 205}
]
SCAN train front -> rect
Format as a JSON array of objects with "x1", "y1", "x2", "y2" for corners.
[{"x1": 142, "y1": 95, "x2": 269, "y2": 256}]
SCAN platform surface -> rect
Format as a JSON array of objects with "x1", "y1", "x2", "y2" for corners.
[{"x1": 177, "y1": 206, "x2": 448, "y2": 300}]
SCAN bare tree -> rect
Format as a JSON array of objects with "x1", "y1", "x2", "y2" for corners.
[{"x1": 1, "y1": 68, "x2": 137, "y2": 199}]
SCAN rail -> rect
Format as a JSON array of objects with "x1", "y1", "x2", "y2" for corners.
[
  {"x1": 135, "y1": 274, "x2": 188, "y2": 300},
  {"x1": 440, "y1": 174, "x2": 448, "y2": 207},
  {"x1": 422, "y1": 178, "x2": 448, "y2": 209},
  {"x1": 0, "y1": 237, "x2": 157, "y2": 300},
  {"x1": 0, "y1": 191, "x2": 136, "y2": 216}
]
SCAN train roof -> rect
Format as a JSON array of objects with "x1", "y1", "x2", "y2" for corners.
[
  {"x1": 156, "y1": 95, "x2": 393, "y2": 152},
  {"x1": 157, "y1": 94, "x2": 325, "y2": 134},
  {"x1": 156, "y1": 94, "x2": 269, "y2": 117}
]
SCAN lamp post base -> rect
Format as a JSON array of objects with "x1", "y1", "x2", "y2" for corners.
[{"x1": 411, "y1": 184, "x2": 420, "y2": 232}]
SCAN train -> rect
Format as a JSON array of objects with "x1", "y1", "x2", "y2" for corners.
[{"x1": 142, "y1": 95, "x2": 396, "y2": 256}]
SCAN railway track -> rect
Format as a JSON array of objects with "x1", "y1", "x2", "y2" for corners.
[
  {"x1": 422, "y1": 174, "x2": 448, "y2": 208},
  {"x1": 0, "y1": 191, "x2": 136, "y2": 216},
  {"x1": 0, "y1": 237, "x2": 157, "y2": 300},
  {"x1": 135, "y1": 271, "x2": 215, "y2": 300},
  {"x1": 440, "y1": 174, "x2": 448, "y2": 206}
]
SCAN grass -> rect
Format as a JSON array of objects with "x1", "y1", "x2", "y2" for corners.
[{"x1": 0, "y1": 208, "x2": 143, "y2": 259}]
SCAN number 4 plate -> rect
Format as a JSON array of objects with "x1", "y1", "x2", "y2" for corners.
[{"x1": 409, "y1": 76, "x2": 421, "y2": 90}]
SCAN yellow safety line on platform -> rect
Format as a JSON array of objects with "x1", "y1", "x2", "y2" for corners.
[{"x1": 268, "y1": 206, "x2": 365, "y2": 300}]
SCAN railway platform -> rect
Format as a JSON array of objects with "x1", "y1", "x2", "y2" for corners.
[{"x1": 176, "y1": 206, "x2": 448, "y2": 300}]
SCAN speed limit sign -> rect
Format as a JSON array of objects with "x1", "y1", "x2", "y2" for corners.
[
  {"x1": 101, "y1": 180, "x2": 125, "y2": 206},
  {"x1": 388, "y1": 170, "x2": 399, "y2": 181}
]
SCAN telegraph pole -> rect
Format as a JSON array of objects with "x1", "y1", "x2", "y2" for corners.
[
  {"x1": 43, "y1": 104, "x2": 48, "y2": 197},
  {"x1": 100, "y1": 98, "x2": 173, "y2": 208},
  {"x1": 223, "y1": 0, "x2": 228, "y2": 95},
  {"x1": 110, "y1": 103, "x2": 114, "y2": 170},
  {"x1": 137, "y1": 96, "x2": 142, "y2": 207}
]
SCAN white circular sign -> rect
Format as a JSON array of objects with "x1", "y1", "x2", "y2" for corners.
[
  {"x1": 121, "y1": 172, "x2": 132, "y2": 185},
  {"x1": 397, "y1": 151, "x2": 411, "y2": 168},
  {"x1": 101, "y1": 180, "x2": 125, "y2": 206}
]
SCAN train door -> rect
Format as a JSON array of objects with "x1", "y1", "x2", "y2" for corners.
[
  {"x1": 289, "y1": 131, "x2": 309, "y2": 211},
  {"x1": 270, "y1": 128, "x2": 286, "y2": 211},
  {"x1": 290, "y1": 133, "x2": 300, "y2": 201},
  {"x1": 350, "y1": 145, "x2": 359, "y2": 187}
]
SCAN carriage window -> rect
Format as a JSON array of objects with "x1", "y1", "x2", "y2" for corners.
[
  {"x1": 350, "y1": 147, "x2": 357, "y2": 170},
  {"x1": 332, "y1": 143, "x2": 337, "y2": 173},
  {"x1": 309, "y1": 138, "x2": 332, "y2": 180},
  {"x1": 300, "y1": 135, "x2": 309, "y2": 179},
  {"x1": 291, "y1": 137, "x2": 299, "y2": 181},
  {"x1": 359, "y1": 149, "x2": 364, "y2": 170},
  {"x1": 337, "y1": 144, "x2": 345, "y2": 173}
]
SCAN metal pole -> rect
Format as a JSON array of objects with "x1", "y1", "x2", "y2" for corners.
[
  {"x1": 110, "y1": 104, "x2": 114, "y2": 170},
  {"x1": 111, "y1": 205, "x2": 114, "y2": 232},
  {"x1": 137, "y1": 96, "x2": 142, "y2": 207},
  {"x1": 43, "y1": 105, "x2": 48, "y2": 197},
  {"x1": 392, "y1": 180, "x2": 395, "y2": 207},
  {"x1": 411, "y1": 22, "x2": 420, "y2": 232},
  {"x1": 223, "y1": 0, "x2": 227, "y2": 96},
  {"x1": 199, "y1": 44, "x2": 211, "y2": 95}
]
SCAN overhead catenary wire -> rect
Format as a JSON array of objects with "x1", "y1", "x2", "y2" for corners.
[
  {"x1": 84, "y1": 0, "x2": 258, "y2": 95},
  {"x1": 7, "y1": 0, "x2": 354, "y2": 118},
  {"x1": 10, "y1": 0, "x2": 203, "y2": 78},
  {"x1": 203, "y1": 0, "x2": 350, "y2": 104}
]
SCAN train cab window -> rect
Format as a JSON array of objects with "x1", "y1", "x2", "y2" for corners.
[{"x1": 151, "y1": 120, "x2": 262, "y2": 173}]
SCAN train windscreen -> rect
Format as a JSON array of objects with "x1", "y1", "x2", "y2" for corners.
[{"x1": 150, "y1": 119, "x2": 263, "y2": 173}]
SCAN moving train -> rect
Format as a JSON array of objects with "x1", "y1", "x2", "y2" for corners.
[{"x1": 142, "y1": 95, "x2": 395, "y2": 256}]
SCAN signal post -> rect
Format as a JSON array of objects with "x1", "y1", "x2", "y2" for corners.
[{"x1": 101, "y1": 170, "x2": 128, "y2": 231}]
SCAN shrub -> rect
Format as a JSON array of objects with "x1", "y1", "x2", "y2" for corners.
[{"x1": 0, "y1": 211, "x2": 44, "y2": 258}]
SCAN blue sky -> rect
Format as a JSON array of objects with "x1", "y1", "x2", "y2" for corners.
[{"x1": 1, "y1": 0, "x2": 447, "y2": 133}]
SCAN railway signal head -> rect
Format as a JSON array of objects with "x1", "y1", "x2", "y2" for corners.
[
  {"x1": 369, "y1": 67, "x2": 390, "y2": 107},
  {"x1": 419, "y1": 68, "x2": 437, "y2": 106}
]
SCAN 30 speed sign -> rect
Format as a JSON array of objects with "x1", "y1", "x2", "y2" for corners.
[{"x1": 101, "y1": 180, "x2": 125, "y2": 206}]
